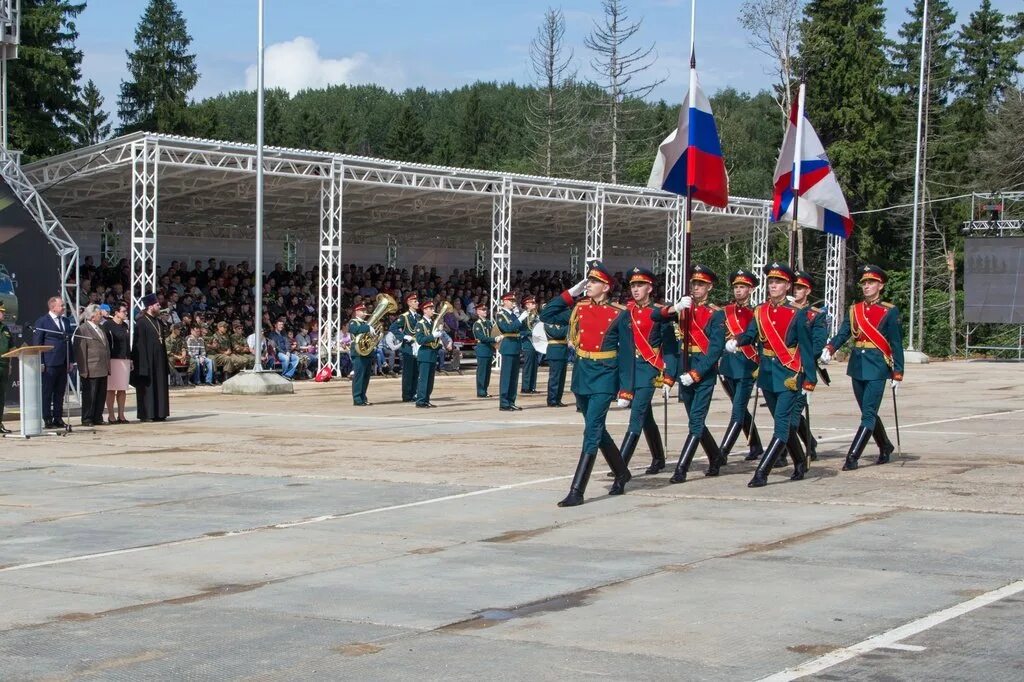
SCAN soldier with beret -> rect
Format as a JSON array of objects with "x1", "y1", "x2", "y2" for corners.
[
  {"x1": 725, "y1": 263, "x2": 816, "y2": 487},
  {"x1": 414, "y1": 301, "x2": 443, "y2": 408},
  {"x1": 520, "y1": 295, "x2": 540, "y2": 394},
  {"x1": 789, "y1": 270, "x2": 829, "y2": 460},
  {"x1": 495, "y1": 292, "x2": 528, "y2": 411},
  {"x1": 819, "y1": 264, "x2": 903, "y2": 470},
  {"x1": 348, "y1": 303, "x2": 373, "y2": 406},
  {"x1": 388, "y1": 293, "x2": 421, "y2": 402},
  {"x1": 656, "y1": 264, "x2": 726, "y2": 482},
  {"x1": 541, "y1": 260, "x2": 631, "y2": 506},
  {"x1": 471, "y1": 306, "x2": 499, "y2": 398},
  {"x1": 717, "y1": 269, "x2": 764, "y2": 463}
]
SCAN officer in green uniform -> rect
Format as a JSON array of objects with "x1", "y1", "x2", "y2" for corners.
[
  {"x1": 495, "y1": 292, "x2": 528, "y2": 411},
  {"x1": 388, "y1": 293, "x2": 420, "y2": 403},
  {"x1": 717, "y1": 269, "x2": 764, "y2": 463},
  {"x1": 726, "y1": 263, "x2": 817, "y2": 487},
  {"x1": 348, "y1": 303, "x2": 373, "y2": 406},
  {"x1": 656, "y1": 265, "x2": 726, "y2": 482},
  {"x1": 230, "y1": 322, "x2": 256, "y2": 371},
  {"x1": 471, "y1": 306, "x2": 499, "y2": 397},
  {"x1": 543, "y1": 303, "x2": 570, "y2": 407},
  {"x1": 789, "y1": 270, "x2": 829, "y2": 460},
  {"x1": 0, "y1": 301, "x2": 14, "y2": 433},
  {"x1": 820, "y1": 264, "x2": 903, "y2": 470},
  {"x1": 542, "y1": 260, "x2": 631, "y2": 507},
  {"x1": 520, "y1": 295, "x2": 540, "y2": 393},
  {"x1": 207, "y1": 322, "x2": 237, "y2": 377},
  {"x1": 414, "y1": 301, "x2": 443, "y2": 408}
]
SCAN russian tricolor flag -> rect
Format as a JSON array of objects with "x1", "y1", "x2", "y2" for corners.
[
  {"x1": 772, "y1": 85, "x2": 854, "y2": 239},
  {"x1": 647, "y1": 56, "x2": 729, "y2": 208}
]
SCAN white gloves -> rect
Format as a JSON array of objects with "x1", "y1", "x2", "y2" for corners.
[
  {"x1": 568, "y1": 278, "x2": 588, "y2": 297},
  {"x1": 725, "y1": 339, "x2": 738, "y2": 354},
  {"x1": 431, "y1": 330, "x2": 443, "y2": 339},
  {"x1": 891, "y1": 379, "x2": 901, "y2": 392},
  {"x1": 801, "y1": 388, "x2": 812, "y2": 401},
  {"x1": 616, "y1": 398, "x2": 631, "y2": 409},
  {"x1": 674, "y1": 296, "x2": 692, "y2": 310},
  {"x1": 403, "y1": 335, "x2": 414, "y2": 342},
  {"x1": 662, "y1": 384, "x2": 671, "y2": 399},
  {"x1": 680, "y1": 374, "x2": 695, "y2": 387},
  {"x1": 517, "y1": 311, "x2": 529, "y2": 322},
  {"x1": 819, "y1": 348, "x2": 832, "y2": 365}
]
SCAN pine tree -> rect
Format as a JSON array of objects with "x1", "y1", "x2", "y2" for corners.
[
  {"x1": 953, "y1": 0, "x2": 1021, "y2": 141},
  {"x1": 70, "y1": 79, "x2": 111, "y2": 147},
  {"x1": 6, "y1": 0, "x2": 85, "y2": 159},
  {"x1": 289, "y1": 109, "x2": 324, "y2": 150},
  {"x1": 458, "y1": 88, "x2": 487, "y2": 166},
  {"x1": 327, "y1": 112, "x2": 353, "y2": 153},
  {"x1": 798, "y1": 0, "x2": 897, "y2": 265},
  {"x1": 383, "y1": 102, "x2": 427, "y2": 162},
  {"x1": 262, "y1": 89, "x2": 287, "y2": 147},
  {"x1": 118, "y1": 0, "x2": 199, "y2": 134}
]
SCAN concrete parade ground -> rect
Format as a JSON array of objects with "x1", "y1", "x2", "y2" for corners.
[{"x1": 1, "y1": 360, "x2": 1022, "y2": 680}]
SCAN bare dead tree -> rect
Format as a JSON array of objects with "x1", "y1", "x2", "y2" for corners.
[
  {"x1": 584, "y1": 0, "x2": 666, "y2": 184},
  {"x1": 738, "y1": 0, "x2": 802, "y2": 121},
  {"x1": 526, "y1": 7, "x2": 587, "y2": 177}
]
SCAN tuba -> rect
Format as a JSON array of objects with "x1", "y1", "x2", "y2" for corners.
[
  {"x1": 431, "y1": 302, "x2": 453, "y2": 340},
  {"x1": 354, "y1": 293, "x2": 398, "y2": 356}
]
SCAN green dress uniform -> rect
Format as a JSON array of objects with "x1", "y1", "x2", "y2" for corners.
[
  {"x1": 349, "y1": 314, "x2": 373, "y2": 405},
  {"x1": 495, "y1": 298, "x2": 526, "y2": 410},
  {"x1": 414, "y1": 312, "x2": 441, "y2": 407},
  {"x1": 824, "y1": 264, "x2": 904, "y2": 470},
  {"x1": 733, "y1": 263, "x2": 817, "y2": 487},
  {"x1": 388, "y1": 305, "x2": 420, "y2": 402},
  {"x1": 789, "y1": 271, "x2": 829, "y2": 461},
  {"x1": 717, "y1": 270, "x2": 764, "y2": 462},
  {"x1": 543, "y1": 308, "x2": 570, "y2": 407},
  {"x1": 0, "y1": 308, "x2": 13, "y2": 430},
  {"x1": 541, "y1": 261, "x2": 632, "y2": 507},
  {"x1": 520, "y1": 306, "x2": 540, "y2": 393},
  {"x1": 472, "y1": 318, "x2": 499, "y2": 397}
]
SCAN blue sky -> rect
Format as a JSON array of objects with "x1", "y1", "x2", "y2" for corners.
[{"x1": 78, "y1": 0, "x2": 1021, "y2": 119}]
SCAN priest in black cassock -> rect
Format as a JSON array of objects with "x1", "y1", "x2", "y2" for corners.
[{"x1": 131, "y1": 293, "x2": 170, "y2": 422}]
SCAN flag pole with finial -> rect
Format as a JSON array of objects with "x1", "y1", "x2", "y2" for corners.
[
  {"x1": 681, "y1": 0, "x2": 698, "y2": 375},
  {"x1": 789, "y1": 81, "x2": 806, "y2": 271}
]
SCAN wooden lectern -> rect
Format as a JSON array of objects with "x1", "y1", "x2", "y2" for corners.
[{"x1": 1, "y1": 345, "x2": 53, "y2": 438}]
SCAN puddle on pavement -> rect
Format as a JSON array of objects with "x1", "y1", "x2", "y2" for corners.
[{"x1": 439, "y1": 587, "x2": 599, "y2": 631}]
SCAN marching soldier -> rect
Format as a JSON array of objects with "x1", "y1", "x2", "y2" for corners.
[
  {"x1": 789, "y1": 271, "x2": 829, "y2": 460},
  {"x1": 389, "y1": 293, "x2": 420, "y2": 403},
  {"x1": 541, "y1": 260, "x2": 631, "y2": 507},
  {"x1": 718, "y1": 269, "x2": 764, "y2": 463},
  {"x1": 614, "y1": 266, "x2": 670, "y2": 475},
  {"x1": 819, "y1": 264, "x2": 903, "y2": 470},
  {"x1": 725, "y1": 263, "x2": 816, "y2": 487},
  {"x1": 495, "y1": 292, "x2": 529, "y2": 411},
  {"x1": 472, "y1": 307, "x2": 499, "y2": 398},
  {"x1": 348, "y1": 303, "x2": 373, "y2": 406},
  {"x1": 656, "y1": 265, "x2": 726, "y2": 482},
  {"x1": 543, "y1": 303, "x2": 570, "y2": 407},
  {"x1": 414, "y1": 301, "x2": 443, "y2": 408},
  {"x1": 0, "y1": 301, "x2": 13, "y2": 433},
  {"x1": 520, "y1": 295, "x2": 540, "y2": 394}
]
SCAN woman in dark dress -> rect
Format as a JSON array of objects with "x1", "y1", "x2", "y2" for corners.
[{"x1": 103, "y1": 303, "x2": 131, "y2": 423}]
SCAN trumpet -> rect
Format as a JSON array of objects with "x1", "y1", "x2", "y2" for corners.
[{"x1": 354, "y1": 293, "x2": 398, "y2": 356}]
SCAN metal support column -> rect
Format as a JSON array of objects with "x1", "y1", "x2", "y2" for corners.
[
  {"x1": 386, "y1": 233, "x2": 398, "y2": 269},
  {"x1": 283, "y1": 231, "x2": 298, "y2": 271},
  {"x1": 665, "y1": 197, "x2": 685, "y2": 304},
  {"x1": 750, "y1": 205, "x2": 770, "y2": 305},
  {"x1": 474, "y1": 239, "x2": 486, "y2": 277},
  {"x1": 318, "y1": 159, "x2": 343, "y2": 372},
  {"x1": 490, "y1": 178, "x2": 512, "y2": 368},
  {"x1": 585, "y1": 186, "x2": 605, "y2": 264},
  {"x1": 569, "y1": 243, "x2": 580, "y2": 277},
  {"x1": 130, "y1": 136, "x2": 158, "y2": 342},
  {"x1": 651, "y1": 249, "x2": 665, "y2": 276},
  {"x1": 824, "y1": 233, "x2": 846, "y2": 337}
]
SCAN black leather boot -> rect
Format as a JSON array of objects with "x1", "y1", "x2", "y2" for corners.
[
  {"x1": 701, "y1": 427, "x2": 726, "y2": 476},
  {"x1": 842, "y1": 426, "x2": 872, "y2": 471},
  {"x1": 669, "y1": 434, "x2": 701, "y2": 484},
  {"x1": 787, "y1": 428, "x2": 808, "y2": 481},
  {"x1": 605, "y1": 444, "x2": 632, "y2": 495},
  {"x1": 558, "y1": 450, "x2": 597, "y2": 507},
  {"x1": 718, "y1": 420, "x2": 742, "y2": 460},
  {"x1": 748, "y1": 437, "x2": 786, "y2": 487},
  {"x1": 873, "y1": 419, "x2": 895, "y2": 464},
  {"x1": 617, "y1": 431, "x2": 641, "y2": 469},
  {"x1": 799, "y1": 414, "x2": 818, "y2": 461},
  {"x1": 601, "y1": 432, "x2": 622, "y2": 477},
  {"x1": 743, "y1": 411, "x2": 764, "y2": 461},
  {"x1": 644, "y1": 419, "x2": 666, "y2": 474}
]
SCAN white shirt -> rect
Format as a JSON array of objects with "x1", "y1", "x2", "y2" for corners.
[{"x1": 50, "y1": 311, "x2": 65, "y2": 332}]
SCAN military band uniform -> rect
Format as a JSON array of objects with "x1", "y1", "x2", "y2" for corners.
[
  {"x1": 388, "y1": 301, "x2": 421, "y2": 402},
  {"x1": 349, "y1": 313, "x2": 373, "y2": 406},
  {"x1": 718, "y1": 270, "x2": 764, "y2": 462},
  {"x1": 520, "y1": 304, "x2": 540, "y2": 393},
  {"x1": 824, "y1": 264, "x2": 903, "y2": 470},
  {"x1": 732, "y1": 263, "x2": 816, "y2": 487},
  {"x1": 542, "y1": 261, "x2": 631, "y2": 507},
  {"x1": 495, "y1": 297, "x2": 526, "y2": 410},
  {"x1": 472, "y1": 318, "x2": 499, "y2": 397},
  {"x1": 543, "y1": 309, "x2": 570, "y2": 407},
  {"x1": 790, "y1": 271, "x2": 829, "y2": 461},
  {"x1": 414, "y1": 309, "x2": 441, "y2": 408}
]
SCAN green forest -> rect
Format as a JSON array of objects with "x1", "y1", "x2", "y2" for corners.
[{"x1": 6, "y1": 0, "x2": 1024, "y2": 357}]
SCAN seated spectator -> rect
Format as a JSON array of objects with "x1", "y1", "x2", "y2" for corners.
[
  {"x1": 187, "y1": 325, "x2": 215, "y2": 385},
  {"x1": 267, "y1": 318, "x2": 299, "y2": 379}
]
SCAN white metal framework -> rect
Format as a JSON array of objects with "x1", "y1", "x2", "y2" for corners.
[
  {"x1": 318, "y1": 160, "x2": 343, "y2": 369},
  {"x1": 824, "y1": 233, "x2": 846, "y2": 337},
  {"x1": 473, "y1": 239, "x2": 485, "y2": 277},
  {"x1": 490, "y1": 177, "x2": 512, "y2": 314},
  {"x1": 585, "y1": 186, "x2": 605, "y2": 264},
  {"x1": 386, "y1": 233, "x2": 398, "y2": 268},
  {"x1": 664, "y1": 198, "x2": 685, "y2": 304},
  {"x1": 750, "y1": 206, "x2": 770, "y2": 305},
  {"x1": 569, "y1": 243, "x2": 580, "y2": 276},
  {"x1": 129, "y1": 137, "x2": 159, "y2": 341}
]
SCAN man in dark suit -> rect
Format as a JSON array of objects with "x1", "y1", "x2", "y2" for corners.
[{"x1": 32, "y1": 296, "x2": 74, "y2": 428}]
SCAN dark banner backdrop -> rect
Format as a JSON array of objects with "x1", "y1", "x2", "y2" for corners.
[
  {"x1": 964, "y1": 237, "x2": 1024, "y2": 325},
  {"x1": 0, "y1": 178, "x2": 62, "y2": 407}
]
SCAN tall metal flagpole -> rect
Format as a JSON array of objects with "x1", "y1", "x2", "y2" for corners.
[
  {"x1": 253, "y1": 0, "x2": 266, "y2": 371},
  {"x1": 681, "y1": 0, "x2": 697, "y2": 376},
  {"x1": 789, "y1": 83, "x2": 806, "y2": 270},
  {"x1": 907, "y1": 0, "x2": 929, "y2": 353}
]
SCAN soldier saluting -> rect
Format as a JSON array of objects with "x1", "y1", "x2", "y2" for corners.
[
  {"x1": 717, "y1": 269, "x2": 764, "y2": 463},
  {"x1": 725, "y1": 263, "x2": 816, "y2": 487},
  {"x1": 541, "y1": 260, "x2": 631, "y2": 507},
  {"x1": 819, "y1": 264, "x2": 902, "y2": 470}
]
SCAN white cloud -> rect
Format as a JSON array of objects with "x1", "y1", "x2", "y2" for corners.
[{"x1": 244, "y1": 36, "x2": 404, "y2": 94}]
